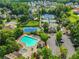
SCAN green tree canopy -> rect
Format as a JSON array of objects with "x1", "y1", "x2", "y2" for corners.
[
  {"x1": 42, "y1": 47, "x2": 59, "y2": 59},
  {"x1": 70, "y1": 50, "x2": 79, "y2": 59},
  {"x1": 56, "y1": 31, "x2": 62, "y2": 42},
  {"x1": 40, "y1": 33, "x2": 49, "y2": 46}
]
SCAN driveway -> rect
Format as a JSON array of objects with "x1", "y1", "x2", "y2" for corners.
[
  {"x1": 47, "y1": 33, "x2": 60, "y2": 56},
  {"x1": 62, "y1": 35, "x2": 75, "y2": 59}
]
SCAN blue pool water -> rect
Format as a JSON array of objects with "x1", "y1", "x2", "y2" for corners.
[
  {"x1": 23, "y1": 27, "x2": 40, "y2": 33},
  {"x1": 21, "y1": 36, "x2": 38, "y2": 47}
]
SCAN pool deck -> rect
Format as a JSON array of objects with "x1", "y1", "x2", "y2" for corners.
[{"x1": 16, "y1": 34, "x2": 40, "y2": 59}]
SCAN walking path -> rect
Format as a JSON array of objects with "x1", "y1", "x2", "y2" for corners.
[
  {"x1": 62, "y1": 35, "x2": 75, "y2": 59},
  {"x1": 47, "y1": 33, "x2": 60, "y2": 56}
]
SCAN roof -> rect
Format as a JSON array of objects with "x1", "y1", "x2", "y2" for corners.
[
  {"x1": 73, "y1": 8, "x2": 79, "y2": 12},
  {"x1": 4, "y1": 21, "x2": 17, "y2": 29},
  {"x1": 6, "y1": 21, "x2": 17, "y2": 25},
  {"x1": 4, "y1": 52, "x2": 20, "y2": 59},
  {"x1": 5, "y1": 53, "x2": 17, "y2": 59},
  {"x1": 72, "y1": 5, "x2": 79, "y2": 8},
  {"x1": 41, "y1": 14, "x2": 55, "y2": 19},
  {"x1": 65, "y1": 2, "x2": 73, "y2": 6}
]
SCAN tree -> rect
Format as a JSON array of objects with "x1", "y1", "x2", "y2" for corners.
[
  {"x1": 68, "y1": 23, "x2": 79, "y2": 47},
  {"x1": 60, "y1": 45, "x2": 67, "y2": 59},
  {"x1": 19, "y1": 15, "x2": 28, "y2": 23},
  {"x1": 40, "y1": 33, "x2": 49, "y2": 46},
  {"x1": 8, "y1": 3, "x2": 29, "y2": 15},
  {"x1": 0, "y1": 24, "x2": 3, "y2": 29},
  {"x1": 43, "y1": 22, "x2": 49, "y2": 33},
  {"x1": 15, "y1": 56, "x2": 25, "y2": 59},
  {"x1": 6, "y1": 37, "x2": 20, "y2": 54},
  {"x1": 54, "y1": 4, "x2": 64, "y2": 17},
  {"x1": 56, "y1": 31, "x2": 62, "y2": 46},
  {"x1": 0, "y1": 29, "x2": 20, "y2": 58},
  {"x1": 42, "y1": 47, "x2": 59, "y2": 59},
  {"x1": 57, "y1": 26, "x2": 61, "y2": 31},
  {"x1": 0, "y1": 30, "x2": 14, "y2": 45},
  {"x1": 0, "y1": 46, "x2": 7, "y2": 57},
  {"x1": 13, "y1": 28, "x2": 23, "y2": 39},
  {"x1": 56, "y1": 0, "x2": 70, "y2": 3},
  {"x1": 70, "y1": 50, "x2": 79, "y2": 59}
]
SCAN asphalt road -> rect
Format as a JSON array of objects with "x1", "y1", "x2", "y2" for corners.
[
  {"x1": 47, "y1": 33, "x2": 75, "y2": 59},
  {"x1": 62, "y1": 35, "x2": 75, "y2": 59},
  {"x1": 47, "y1": 33, "x2": 60, "y2": 56}
]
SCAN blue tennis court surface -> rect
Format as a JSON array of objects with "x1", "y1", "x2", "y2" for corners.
[{"x1": 23, "y1": 27, "x2": 40, "y2": 32}]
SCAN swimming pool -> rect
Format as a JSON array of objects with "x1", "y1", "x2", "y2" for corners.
[{"x1": 21, "y1": 35, "x2": 38, "y2": 47}]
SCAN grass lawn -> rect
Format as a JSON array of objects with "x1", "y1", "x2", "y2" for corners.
[
  {"x1": 26, "y1": 20, "x2": 40, "y2": 27},
  {"x1": 68, "y1": 10, "x2": 79, "y2": 23}
]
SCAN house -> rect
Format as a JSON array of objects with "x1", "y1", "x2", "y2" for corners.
[
  {"x1": 4, "y1": 21, "x2": 17, "y2": 29},
  {"x1": 18, "y1": 14, "x2": 24, "y2": 18},
  {"x1": 10, "y1": 15, "x2": 17, "y2": 19},
  {"x1": 3, "y1": 7, "x2": 12, "y2": 14},
  {"x1": 41, "y1": 14, "x2": 55, "y2": 23},
  {"x1": 0, "y1": 14, "x2": 7, "y2": 19},
  {"x1": 65, "y1": 2, "x2": 73, "y2": 6},
  {"x1": 72, "y1": 5, "x2": 79, "y2": 8},
  {"x1": 49, "y1": 23, "x2": 58, "y2": 33},
  {"x1": 4, "y1": 52, "x2": 21, "y2": 59},
  {"x1": 73, "y1": 8, "x2": 79, "y2": 14}
]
